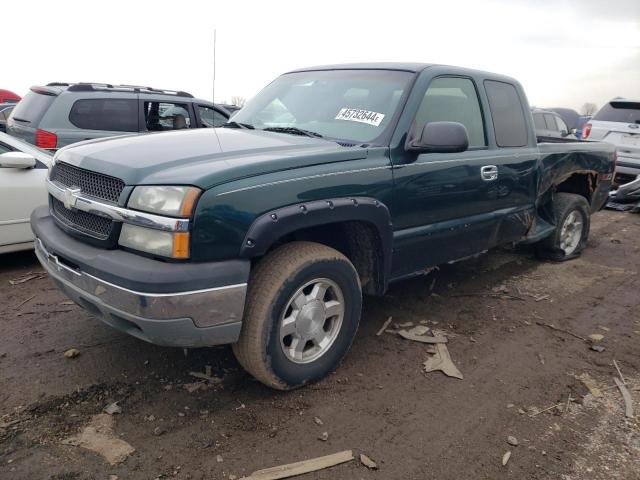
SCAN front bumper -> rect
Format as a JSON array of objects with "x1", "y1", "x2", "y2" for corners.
[{"x1": 32, "y1": 206, "x2": 249, "y2": 347}]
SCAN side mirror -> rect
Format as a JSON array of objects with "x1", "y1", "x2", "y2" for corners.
[
  {"x1": 407, "y1": 121, "x2": 469, "y2": 154},
  {"x1": 0, "y1": 151, "x2": 37, "y2": 169}
]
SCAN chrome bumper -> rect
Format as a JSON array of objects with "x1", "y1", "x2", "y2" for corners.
[{"x1": 35, "y1": 238, "x2": 247, "y2": 347}]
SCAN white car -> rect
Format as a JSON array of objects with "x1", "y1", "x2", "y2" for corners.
[
  {"x1": 583, "y1": 99, "x2": 640, "y2": 185},
  {"x1": 0, "y1": 132, "x2": 52, "y2": 253}
]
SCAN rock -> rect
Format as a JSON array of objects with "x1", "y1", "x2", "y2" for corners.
[
  {"x1": 507, "y1": 436, "x2": 519, "y2": 446},
  {"x1": 598, "y1": 326, "x2": 610, "y2": 332},
  {"x1": 517, "y1": 408, "x2": 526, "y2": 415},
  {"x1": 63, "y1": 348, "x2": 80, "y2": 359},
  {"x1": 588, "y1": 333, "x2": 604, "y2": 342},
  {"x1": 153, "y1": 426, "x2": 165, "y2": 436},
  {"x1": 360, "y1": 453, "x2": 377, "y2": 469},
  {"x1": 62, "y1": 414, "x2": 135, "y2": 465},
  {"x1": 590, "y1": 345, "x2": 605, "y2": 352},
  {"x1": 318, "y1": 432, "x2": 329, "y2": 442},
  {"x1": 216, "y1": 454, "x2": 223, "y2": 463},
  {"x1": 103, "y1": 403, "x2": 122, "y2": 415},
  {"x1": 502, "y1": 451, "x2": 511, "y2": 466},
  {"x1": 506, "y1": 404, "x2": 515, "y2": 409},
  {"x1": 229, "y1": 475, "x2": 237, "y2": 480},
  {"x1": 313, "y1": 416, "x2": 323, "y2": 426}
]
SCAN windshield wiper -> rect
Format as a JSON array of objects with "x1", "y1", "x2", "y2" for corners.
[
  {"x1": 222, "y1": 121, "x2": 255, "y2": 129},
  {"x1": 262, "y1": 126, "x2": 323, "y2": 138}
]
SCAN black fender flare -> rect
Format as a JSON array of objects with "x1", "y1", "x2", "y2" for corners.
[{"x1": 240, "y1": 197, "x2": 393, "y2": 287}]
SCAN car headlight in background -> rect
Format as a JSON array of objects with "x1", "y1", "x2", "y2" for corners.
[
  {"x1": 128, "y1": 186, "x2": 201, "y2": 217},
  {"x1": 119, "y1": 224, "x2": 190, "y2": 259}
]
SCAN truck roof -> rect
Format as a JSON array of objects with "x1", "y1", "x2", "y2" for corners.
[{"x1": 287, "y1": 63, "x2": 520, "y2": 84}]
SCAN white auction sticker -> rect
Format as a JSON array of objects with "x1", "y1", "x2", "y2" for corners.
[{"x1": 335, "y1": 108, "x2": 385, "y2": 127}]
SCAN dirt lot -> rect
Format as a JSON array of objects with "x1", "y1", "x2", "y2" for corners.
[{"x1": 1, "y1": 210, "x2": 639, "y2": 480}]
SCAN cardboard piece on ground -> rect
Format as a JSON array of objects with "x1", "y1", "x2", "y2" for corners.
[
  {"x1": 398, "y1": 330, "x2": 448, "y2": 344},
  {"x1": 62, "y1": 414, "x2": 135, "y2": 465},
  {"x1": 240, "y1": 450, "x2": 353, "y2": 480},
  {"x1": 423, "y1": 343, "x2": 463, "y2": 379}
]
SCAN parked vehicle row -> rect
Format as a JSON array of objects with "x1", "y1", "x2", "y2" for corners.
[
  {"x1": 583, "y1": 98, "x2": 640, "y2": 185},
  {"x1": 30, "y1": 63, "x2": 615, "y2": 390},
  {"x1": 6, "y1": 83, "x2": 233, "y2": 150},
  {"x1": 0, "y1": 132, "x2": 51, "y2": 253},
  {"x1": 532, "y1": 108, "x2": 577, "y2": 140}
]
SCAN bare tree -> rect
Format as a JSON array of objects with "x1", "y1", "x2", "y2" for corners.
[
  {"x1": 230, "y1": 96, "x2": 246, "y2": 107},
  {"x1": 581, "y1": 102, "x2": 598, "y2": 116}
]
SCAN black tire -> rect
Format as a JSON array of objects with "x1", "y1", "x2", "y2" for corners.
[
  {"x1": 535, "y1": 192, "x2": 591, "y2": 261},
  {"x1": 232, "y1": 241, "x2": 362, "y2": 390}
]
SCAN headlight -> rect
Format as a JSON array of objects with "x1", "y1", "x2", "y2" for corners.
[
  {"x1": 119, "y1": 224, "x2": 190, "y2": 259},
  {"x1": 128, "y1": 186, "x2": 201, "y2": 217}
]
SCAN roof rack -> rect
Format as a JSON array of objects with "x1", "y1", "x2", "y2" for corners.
[
  {"x1": 46, "y1": 82, "x2": 70, "y2": 87},
  {"x1": 65, "y1": 82, "x2": 193, "y2": 98}
]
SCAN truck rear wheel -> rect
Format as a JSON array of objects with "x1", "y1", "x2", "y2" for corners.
[
  {"x1": 536, "y1": 192, "x2": 591, "y2": 261},
  {"x1": 232, "y1": 241, "x2": 362, "y2": 390}
]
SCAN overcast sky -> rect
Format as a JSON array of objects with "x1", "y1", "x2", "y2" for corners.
[{"x1": 3, "y1": 0, "x2": 639, "y2": 113}]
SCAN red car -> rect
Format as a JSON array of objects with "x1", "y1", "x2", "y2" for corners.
[{"x1": 0, "y1": 89, "x2": 21, "y2": 103}]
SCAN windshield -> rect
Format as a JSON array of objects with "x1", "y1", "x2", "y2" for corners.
[{"x1": 231, "y1": 69, "x2": 414, "y2": 143}]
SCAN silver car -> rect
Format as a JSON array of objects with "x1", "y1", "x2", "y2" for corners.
[
  {"x1": 6, "y1": 83, "x2": 231, "y2": 150},
  {"x1": 584, "y1": 99, "x2": 640, "y2": 185}
]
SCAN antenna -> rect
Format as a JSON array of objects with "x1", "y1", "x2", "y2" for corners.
[{"x1": 212, "y1": 29, "x2": 217, "y2": 104}]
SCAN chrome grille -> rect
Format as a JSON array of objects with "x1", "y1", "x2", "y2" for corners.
[
  {"x1": 50, "y1": 162, "x2": 124, "y2": 203},
  {"x1": 51, "y1": 197, "x2": 113, "y2": 239}
]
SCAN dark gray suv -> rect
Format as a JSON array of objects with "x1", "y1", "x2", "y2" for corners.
[{"x1": 7, "y1": 83, "x2": 232, "y2": 150}]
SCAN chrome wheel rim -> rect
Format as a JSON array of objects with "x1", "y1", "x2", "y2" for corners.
[
  {"x1": 279, "y1": 278, "x2": 345, "y2": 364},
  {"x1": 559, "y1": 210, "x2": 583, "y2": 255}
]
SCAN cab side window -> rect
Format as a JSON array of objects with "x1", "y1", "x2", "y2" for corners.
[
  {"x1": 484, "y1": 80, "x2": 529, "y2": 147},
  {"x1": 415, "y1": 77, "x2": 486, "y2": 147}
]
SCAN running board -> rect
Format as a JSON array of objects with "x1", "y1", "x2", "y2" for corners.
[{"x1": 521, "y1": 217, "x2": 555, "y2": 244}]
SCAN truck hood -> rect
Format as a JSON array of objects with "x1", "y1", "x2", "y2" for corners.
[{"x1": 54, "y1": 128, "x2": 367, "y2": 189}]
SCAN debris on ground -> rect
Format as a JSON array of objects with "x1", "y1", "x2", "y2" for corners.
[
  {"x1": 103, "y1": 402, "x2": 122, "y2": 415},
  {"x1": 376, "y1": 317, "x2": 392, "y2": 336},
  {"x1": 239, "y1": 450, "x2": 354, "y2": 480},
  {"x1": 588, "y1": 333, "x2": 604, "y2": 342},
  {"x1": 536, "y1": 322, "x2": 587, "y2": 341},
  {"x1": 591, "y1": 345, "x2": 606, "y2": 352},
  {"x1": 12, "y1": 294, "x2": 36, "y2": 309},
  {"x1": 502, "y1": 451, "x2": 511, "y2": 466},
  {"x1": 313, "y1": 416, "x2": 323, "y2": 426},
  {"x1": 318, "y1": 432, "x2": 329, "y2": 442},
  {"x1": 9, "y1": 271, "x2": 47, "y2": 285},
  {"x1": 188, "y1": 370, "x2": 222, "y2": 384},
  {"x1": 507, "y1": 436, "x2": 518, "y2": 446},
  {"x1": 63, "y1": 348, "x2": 80, "y2": 359},
  {"x1": 396, "y1": 321, "x2": 414, "y2": 328},
  {"x1": 62, "y1": 414, "x2": 135, "y2": 465},
  {"x1": 359, "y1": 453, "x2": 378, "y2": 469},
  {"x1": 217, "y1": 455, "x2": 223, "y2": 463},
  {"x1": 577, "y1": 373, "x2": 603, "y2": 398},
  {"x1": 183, "y1": 382, "x2": 210, "y2": 393},
  {"x1": 613, "y1": 378, "x2": 634, "y2": 419},
  {"x1": 423, "y1": 343, "x2": 463, "y2": 379},
  {"x1": 398, "y1": 328, "x2": 448, "y2": 344}
]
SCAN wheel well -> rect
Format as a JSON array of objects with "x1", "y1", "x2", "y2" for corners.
[
  {"x1": 259, "y1": 221, "x2": 385, "y2": 296},
  {"x1": 554, "y1": 172, "x2": 596, "y2": 203}
]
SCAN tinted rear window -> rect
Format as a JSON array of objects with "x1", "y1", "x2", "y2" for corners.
[
  {"x1": 69, "y1": 99, "x2": 139, "y2": 132},
  {"x1": 593, "y1": 102, "x2": 640, "y2": 124},
  {"x1": 10, "y1": 91, "x2": 56, "y2": 124},
  {"x1": 484, "y1": 80, "x2": 528, "y2": 147}
]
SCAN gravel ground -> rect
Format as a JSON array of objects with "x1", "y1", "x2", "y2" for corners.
[{"x1": 1, "y1": 210, "x2": 639, "y2": 480}]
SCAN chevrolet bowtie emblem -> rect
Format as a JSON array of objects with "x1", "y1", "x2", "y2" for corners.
[{"x1": 63, "y1": 187, "x2": 81, "y2": 210}]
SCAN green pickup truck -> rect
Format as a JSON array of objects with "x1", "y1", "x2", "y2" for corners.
[{"x1": 32, "y1": 63, "x2": 615, "y2": 389}]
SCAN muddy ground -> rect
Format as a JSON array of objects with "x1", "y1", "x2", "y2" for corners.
[{"x1": 1, "y1": 210, "x2": 639, "y2": 480}]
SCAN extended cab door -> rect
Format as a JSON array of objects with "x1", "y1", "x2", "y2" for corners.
[{"x1": 389, "y1": 71, "x2": 538, "y2": 279}]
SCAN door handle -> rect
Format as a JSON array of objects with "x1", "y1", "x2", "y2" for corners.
[{"x1": 480, "y1": 165, "x2": 498, "y2": 181}]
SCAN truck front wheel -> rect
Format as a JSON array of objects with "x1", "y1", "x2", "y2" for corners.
[
  {"x1": 232, "y1": 241, "x2": 362, "y2": 390},
  {"x1": 536, "y1": 192, "x2": 591, "y2": 261}
]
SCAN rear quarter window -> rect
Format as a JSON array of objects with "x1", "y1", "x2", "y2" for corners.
[
  {"x1": 10, "y1": 91, "x2": 56, "y2": 125},
  {"x1": 593, "y1": 102, "x2": 640, "y2": 124},
  {"x1": 69, "y1": 99, "x2": 139, "y2": 132},
  {"x1": 484, "y1": 80, "x2": 528, "y2": 147}
]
